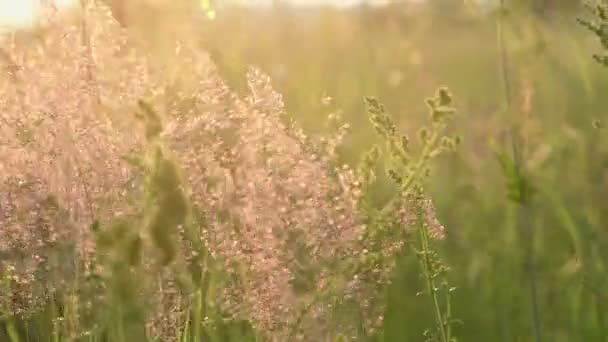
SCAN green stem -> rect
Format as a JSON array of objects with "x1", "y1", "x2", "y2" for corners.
[
  {"x1": 496, "y1": 2, "x2": 542, "y2": 341},
  {"x1": 446, "y1": 287, "x2": 452, "y2": 342},
  {"x1": 193, "y1": 288, "x2": 203, "y2": 342},
  {"x1": 418, "y1": 213, "x2": 448, "y2": 342}
]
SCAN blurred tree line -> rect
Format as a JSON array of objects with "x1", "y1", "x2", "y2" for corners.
[{"x1": 426, "y1": 0, "x2": 583, "y2": 15}]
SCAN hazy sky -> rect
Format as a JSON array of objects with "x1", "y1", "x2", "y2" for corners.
[
  {"x1": 229, "y1": 0, "x2": 393, "y2": 5},
  {"x1": 0, "y1": 0, "x2": 429, "y2": 32},
  {"x1": 0, "y1": 0, "x2": 74, "y2": 31}
]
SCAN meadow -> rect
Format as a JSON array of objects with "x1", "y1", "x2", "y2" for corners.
[{"x1": 0, "y1": 1, "x2": 607, "y2": 341}]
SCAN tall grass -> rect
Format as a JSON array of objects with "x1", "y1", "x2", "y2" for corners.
[
  {"x1": 0, "y1": 1, "x2": 607, "y2": 341},
  {"x1": 0, "y1": 2, "x2": 459, "y2": 341}
]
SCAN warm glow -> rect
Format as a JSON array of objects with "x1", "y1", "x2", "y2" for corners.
[
  {"x1": 0, "y1": 0, "x2": 76, "y2": 32},
  {"x1": 0, "y1": 0, "x2": 38, "y2": 30}
]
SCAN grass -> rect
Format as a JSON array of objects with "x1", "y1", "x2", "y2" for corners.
[{"x1": 1, "y1": 1, "x2": 608, "y2": 341}]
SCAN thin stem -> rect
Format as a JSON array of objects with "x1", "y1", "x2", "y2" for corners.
[
  {"x1": 496, "y1": 2, "x2": 542, "y2": 341},
  {"x1": 192, "y1": 288, "x2": 202, "y2": 342},
  {"x1": 418, "y1": 213, "x2": 448, "y2": 342},
  {"x1": 446, "y1": 286, "x2": 452, "y2": 342}
]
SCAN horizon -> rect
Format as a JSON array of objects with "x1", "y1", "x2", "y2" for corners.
[{"x1": 0, "y1": 0, "x2": 430, "y2": 32}]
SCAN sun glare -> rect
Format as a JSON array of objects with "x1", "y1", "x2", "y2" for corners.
[
  {"x1": 0, "y1": 0, "x2": 38, "y2": 30},
  {"x1": 0, "y1": 0, "x2": 76, "y2": 32}
]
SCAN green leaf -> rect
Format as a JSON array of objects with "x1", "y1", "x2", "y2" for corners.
[
  {"x1": 491, "y1": 142, "x2": 535, "y2": 204},
  {"x1": 5, "y1": 320, "x2": 20, "y2": 342}
]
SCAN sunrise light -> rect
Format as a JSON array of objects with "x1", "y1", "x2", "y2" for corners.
[{"x1": 0, "y1": 0, "x2": 76, "y2": 32}]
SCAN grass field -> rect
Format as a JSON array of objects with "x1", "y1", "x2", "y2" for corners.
[{"x1": 1, "y1": 1, "x2": 607, "y2": 341}]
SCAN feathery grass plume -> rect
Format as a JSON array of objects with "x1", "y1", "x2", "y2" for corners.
[
  {"x1": 0, "y1": 1, "x2": 466, "y2": 340},
  {"x1": 160, "y1": 42, "x2": 366, "y2": 337},
  {"x1": 0, "y1": 5, "x2": 147, "y2": 338},
  {"x1": 0, "y1": 1, "x2": 148, "y2": 250},
  {"x1": 0, "y1": 2, "x2": 153, "y2": 339},
  {"x1": 0, "y1": 176, "x2": 76, "y2": 318},
  {"x1": 0, "y1": 3, "x2": 367, "y2": 338}
]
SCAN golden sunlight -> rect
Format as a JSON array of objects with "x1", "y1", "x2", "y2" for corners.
[
  {"x1": 0, "y1": 0, "x2": 38, "y2": 30},
  {"x1": 0, "y1": 0, "x2": 76, "y2": 32}
]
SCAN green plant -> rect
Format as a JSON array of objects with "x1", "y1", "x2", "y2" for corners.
[
  {"x1": 495, "y1": 2, "x2": 542, "y2": 341},
  {"x1": 362, "y1": 87, "x2": 461, "y2": 342},
  {"x1": 579, "y1": 0, "x2": 608, "y2": 67}
]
